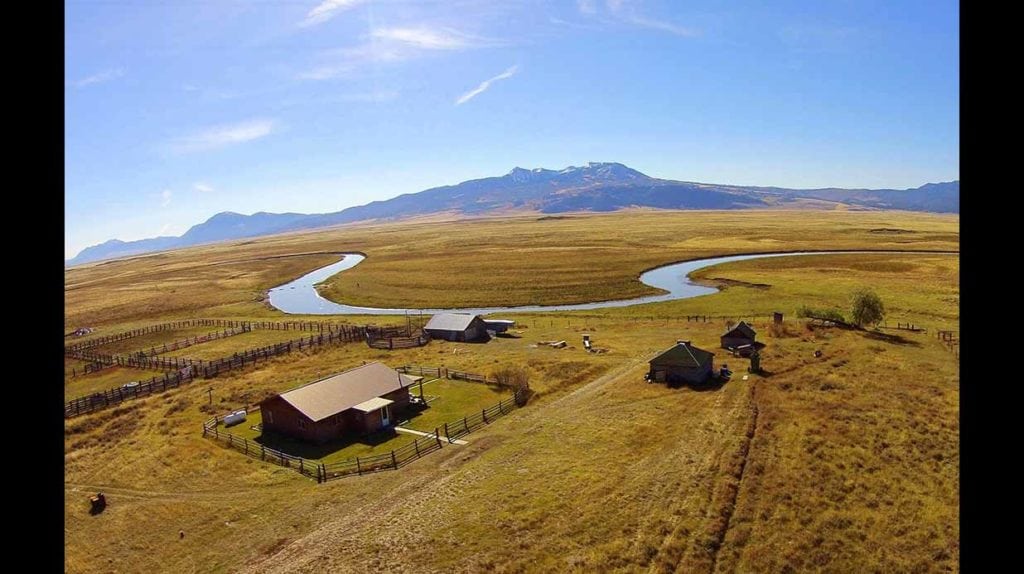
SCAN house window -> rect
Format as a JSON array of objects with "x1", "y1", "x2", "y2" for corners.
[
  {"x1": 298, "y1": 418, "x2": 307, "y2": 429},
  {"x1": 265, "y1": 410, "x2": 273, "y2": 424}
]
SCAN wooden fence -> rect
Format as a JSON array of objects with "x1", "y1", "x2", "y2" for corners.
[
  {"x1": 65, "y1": 368, "x2": 193, "y2": 418},
  {"x1": 125, "y1": 325, "x2": 251, "y2": 358},
  {"x1": 64, "y1": 324, "x2": 371, "y2": 419},
  {"x1": 397, "y1": 364, "x2": 500, "y2": 385},
  {"x1": 202, "y1": 388, "x2": 527, "y2": 483},
  {"x1": 64, "y1": 319, "x2": 366, "y2": 354},
  {"x1": 198, "y1": 326, "x2": 367, "y2": 378}
]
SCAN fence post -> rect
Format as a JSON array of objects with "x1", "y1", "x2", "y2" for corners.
[
  {"x1": 391, "y1": 451, "x2": 398, "y2": 469},
  {"x1": 261, "y1": 445, "x2": 266, "y2": 460},
  {"x1": 356, "y1": 457, "x2": 362, "y2": 475},
  {"x1": 482, "y1": 408, "x2": 487, "y2": 423},
  {"x1": 444, "y1": 423, "x2": 451, "y2": 444}
]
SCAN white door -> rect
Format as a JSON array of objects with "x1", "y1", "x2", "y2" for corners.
[{"x1": 380, "y1": 406, "x2": 391, "y2": 428}]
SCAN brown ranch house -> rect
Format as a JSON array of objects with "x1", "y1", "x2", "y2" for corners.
[
  {"x1": 648, "y1": 340, "x2": 715, "y2": 385},
  {"x1": 259, "y1": 362, "x2": 421, "y2": 444},
  {"x1": 423, "y1": 312, "x2": 490, "y2": 342},
  {"x1": 721, "y1": 321, "x2": 757, "y2": 349}
]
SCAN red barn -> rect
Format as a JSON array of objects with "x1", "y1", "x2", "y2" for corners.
[{"x1": 259, "y1": 362, "x2": 418, "y2": 444}]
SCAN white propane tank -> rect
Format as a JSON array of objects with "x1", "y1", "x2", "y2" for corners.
[{"x1": 224, "y1": 410, "x2": 247, "y2": 427}]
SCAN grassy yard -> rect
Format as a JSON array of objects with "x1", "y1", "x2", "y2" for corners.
[
  {"x1": 221, "y1": 410, "x2": 418, "y2": 463},
  {"x1": 399, "y1": 378, "x2": 512, "y2": 432}
]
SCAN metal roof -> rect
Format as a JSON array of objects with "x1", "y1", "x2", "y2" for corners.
[
  {"x1": 351, "y1": 397, "x2": 395, "y2": 413},
  {"x1": 722, "y1": 321, "x2": 757, "y2": 338},
  {"x1": 273, "y1": 362, "x2": 413, "y2": 422},
  {"x1": 424, "y1": 312, "x2": 481, "y2": 332},
  {"x1": 649, "y1": 342, "x2": 715, "y2": 369}
]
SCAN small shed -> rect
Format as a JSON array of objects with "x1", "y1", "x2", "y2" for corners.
[
  {"x1": 424, "y1": 313, "x2": 490, "y2": 342},
  {"x1": 259, "y1": 362, "x2": 416, "y2": 444},
  {"x1": 721, "y1": 321, "x2": 757, "y2": 349},
  {"x1": 648, "y1": 341, "x2": 715, "y2": 385}
]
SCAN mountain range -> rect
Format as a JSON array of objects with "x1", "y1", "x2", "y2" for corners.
[{"x1": 67, "y1": 162, "x2": 959, "y2": 266}]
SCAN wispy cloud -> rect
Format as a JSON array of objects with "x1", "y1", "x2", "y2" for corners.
[
  {"x1": 68, "y1": 68, "x2": 124, "y2": 89},
  {"x1": 300, "y1": 0, "x2": 366, "y2": 28},
  {"x1": 160, "y1": 190, "x2": 173, "y2": 208},
  {"x1": 577, "y1": 0, "x2": 697, "y2": 37},
  {"x1": 168, "y1": 119, "x2": 276, "y2": 154},
  {"x1": 300, "y1": 26, "x2": 492, "y2": 80},
  {"x1": 371, "y1": 27, "x2": 473, "y2": 50},
  {"x1": 456, "y1": 65, "x2": 519, "y2": 105},
  {"x1": 626, "y1": 15, "x2": 698, "y2": 37},
  {"x1": 193, "y1": 182, "x2": 214, "y2": 193},
  {"x1": 340, "y1": 90, "x2": 400, "y2": 103}
]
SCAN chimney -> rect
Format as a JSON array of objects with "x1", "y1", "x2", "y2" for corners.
[{"x1": 677, "y1": 340, "x2": 690, "y2": 346}]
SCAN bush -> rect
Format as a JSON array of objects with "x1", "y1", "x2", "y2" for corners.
[
  {"x1": 850, "y1": 288, "x2": 885, "y2": 327},
  {"x1": 493, "y1": 365, "x2": 533, "y2": 405},
  {"x1": 797, "y1": 305, "x2": 846, "y2": 324}
]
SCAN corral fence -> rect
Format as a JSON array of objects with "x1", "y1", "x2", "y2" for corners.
[
  {"x1": 64, "y1": 319, "x2": 369, "y2": 355},
  {"x1": 365, "y1": 326, "x2": 431, "y2": 350},
  {"x1": 65, "y1": 368, "x2": 194, "y2": 418},
  {"x1": 203, "y1": 387, "x2": 527, "y2": 483},
  {"x1": 936, "y1": 329, "x2": 959, "y2": 359},
  {"x1": 198, "y1": 326, "x2": 368, "y2": 378},
  {"x1": 396, "y1": 365, "x2": 500, "y2": 385},
  {"x1": 125, "y1": 325, "x2": 251, "y2": 358},
  {"x1": 64, "y1": 323, "x2": 373, "y2": 419},
  {"x1": 65, "y1": 361, "x2": 111, "y2": 379}
]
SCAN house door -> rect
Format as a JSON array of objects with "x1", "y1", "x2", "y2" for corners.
[{"x1": 380, "y1": 406, "x2": 391, "y2": 428}]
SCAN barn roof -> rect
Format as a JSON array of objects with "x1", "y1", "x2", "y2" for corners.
[
  {"x1": 273, "y1": 362, "x2": 414, "y2": 422},
  {"x1": 650, "y1": 341, "x2": 715, "y2": 369},
  {"x1": 424, "y1": 312, "x2": 481, "y2": 332},
  {"x1": 722, "y1": 321, "x2": 756, "y2": 339}
]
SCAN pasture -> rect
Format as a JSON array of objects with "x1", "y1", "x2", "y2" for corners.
[{"x1": 64, "y1": 209, "x2": 958, "y2": 573}]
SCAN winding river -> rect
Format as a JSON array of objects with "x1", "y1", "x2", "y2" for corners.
[{"x1": 267, "y1": 250, "x2": 953, "y2": 316}]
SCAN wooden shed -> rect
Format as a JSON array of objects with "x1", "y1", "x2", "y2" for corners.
[
  {"x1": 424, "y1": 313, "x2": 490, "y2": 342},
  {"x1": 648, "y1": 341, "x2": 715, "y2": 385},
  {"x1": 259, "y1": 362, "x2": 418, "y2": 444},
  {"x1": 721, "y1": 321, "x2": 757, "y2": 349}
]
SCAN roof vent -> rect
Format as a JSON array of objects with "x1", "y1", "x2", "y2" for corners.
[{"x1": 677, "y1": 340, "x2": 690, "y2": 345}]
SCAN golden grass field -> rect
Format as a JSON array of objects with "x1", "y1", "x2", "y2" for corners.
[{"x1": 64, "y1": 209, "x2": 958, "y2": 573}]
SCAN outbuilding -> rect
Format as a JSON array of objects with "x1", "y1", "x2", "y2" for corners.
[
  {"x1": 721, "y1": 321, "x2": 757, "y2": 349},
  {"x1": 258, "y1": 362, "x2": 419, "y2": 443},
  {"x1": 648, "y1": 340, "x2": 715, "y2": 385},
  {"x1": 424, "y1": 313, "x2": 490, "y2": 342}
]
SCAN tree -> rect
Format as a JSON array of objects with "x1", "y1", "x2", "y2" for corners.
[{"x1": 851, "y1": 288, "x2": 885, "y2": 327}]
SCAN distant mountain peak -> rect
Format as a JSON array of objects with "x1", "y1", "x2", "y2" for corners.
[{"x1": 67, "y1": 164, "x2": 958, "y2": 267}]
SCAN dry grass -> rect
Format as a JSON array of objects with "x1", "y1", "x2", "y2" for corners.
[{"x1": 64, "y1": 210, "x2": 958, "y2": 573}]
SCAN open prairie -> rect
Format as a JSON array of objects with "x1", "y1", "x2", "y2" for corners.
[{"x1": 64, "y1": 210, "x2": 958, "y2": 573}]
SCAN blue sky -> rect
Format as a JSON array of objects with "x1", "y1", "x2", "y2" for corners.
[{"x1": 65, "y1": 0, "x2": 959, "y2": 259}]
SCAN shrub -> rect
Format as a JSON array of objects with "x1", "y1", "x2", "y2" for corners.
[{"x1": 493, "y1": 365, "x2": 533, "y2": 405}]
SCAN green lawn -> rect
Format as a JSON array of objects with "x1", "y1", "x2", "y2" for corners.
[
  {"x1": 399, "y1": 378, "x2": 512, "y2": 433},
  {"x1": 220, "y1": 409, "x2": 417, "y2": 464},
  {"x1": 214, "y1": 377, "x2": 512, "y2": 464}
]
